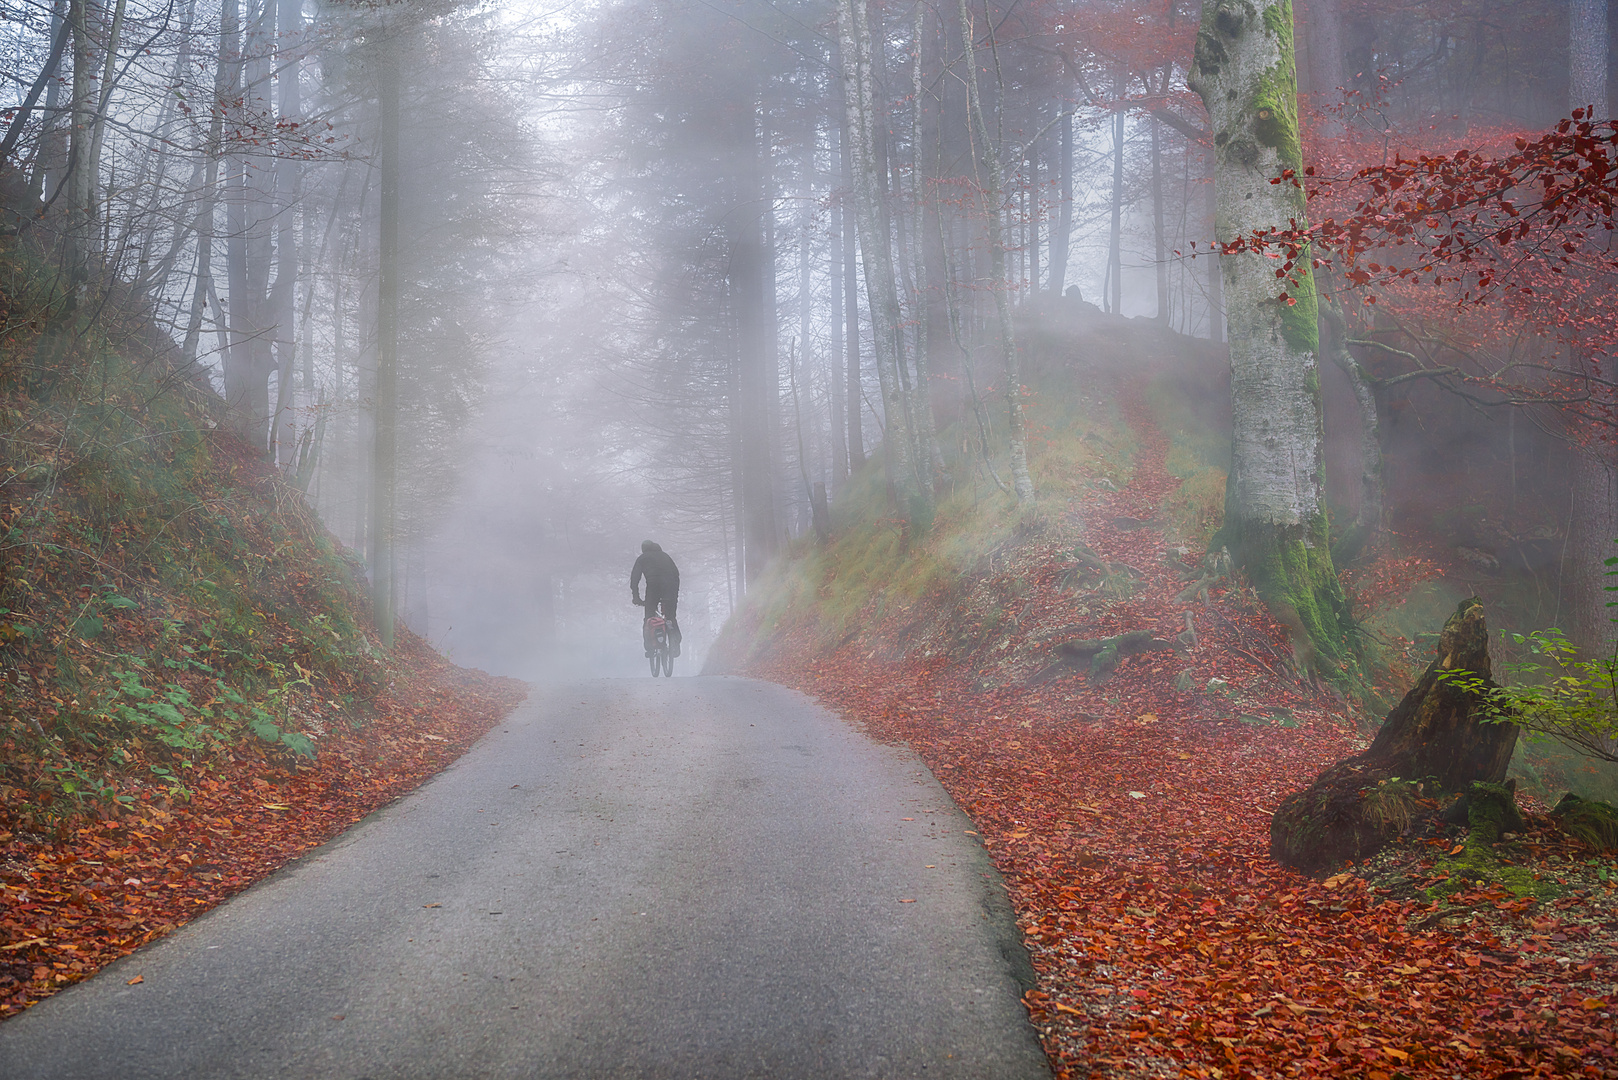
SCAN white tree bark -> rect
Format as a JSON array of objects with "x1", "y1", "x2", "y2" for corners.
[
  {"x1": 1190, "y1": 0, "x2": 1348, "y2": 669},
  {"x1": 1190, "y1": 0, "x2": 1326, "y2": 535}
]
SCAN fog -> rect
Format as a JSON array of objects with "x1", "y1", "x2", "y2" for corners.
[{"x1": 3, "y1": 0, "x2": 1612, "y2": 676}]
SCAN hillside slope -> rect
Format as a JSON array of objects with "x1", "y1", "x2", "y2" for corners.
[
  {"x1": 708, "y1": 313, "x2": 1618, "y2": 1080},
  {"x1": 0, "y1": 199, "x2": 523, "y2": 1018}
]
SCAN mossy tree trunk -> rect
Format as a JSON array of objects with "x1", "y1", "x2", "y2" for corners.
[{"x1": 1189, "y1": 0, "x2": 1351, "y2": 673}]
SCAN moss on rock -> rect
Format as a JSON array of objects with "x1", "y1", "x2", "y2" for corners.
[
  {"x1": 1552, "y1": 793, "x2": 1618, "y2": 851},
  {"x1": 1465, "y1": 781, "x2": 1527, "y2": 845}
]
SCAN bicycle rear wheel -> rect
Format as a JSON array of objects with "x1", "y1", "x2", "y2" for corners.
[{"x1": 648, "y1": 650, "x2": 660, "y2": 676}]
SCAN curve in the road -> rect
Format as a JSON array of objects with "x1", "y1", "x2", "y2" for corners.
[{"x1": 1, "y1": 676, "x2": 1050, "y2": 1080}]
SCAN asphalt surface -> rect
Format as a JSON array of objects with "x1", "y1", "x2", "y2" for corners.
[{"x1": 0, "y1": 676, "x2": 1051, "y2": 1080}]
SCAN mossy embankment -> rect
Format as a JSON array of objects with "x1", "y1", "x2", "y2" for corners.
[
  {"x1": 0, "y1": 187, "x2": 523, "y2": 1017},
  {"x1": 708, "y1": 310, "x2": 1233, "y2": 683}
]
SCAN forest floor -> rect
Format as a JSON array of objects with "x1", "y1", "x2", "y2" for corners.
[
  {"x1": 0, "y1": 638, "x2": 525, "y2": 1019},
  {"x1": 743, "y1": 385, "x2": 1618, "y2": 1080}
]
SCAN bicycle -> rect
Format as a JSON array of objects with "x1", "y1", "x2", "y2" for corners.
[{"x1": 645, "y1": 614, "x2": 674, "y2": 677}]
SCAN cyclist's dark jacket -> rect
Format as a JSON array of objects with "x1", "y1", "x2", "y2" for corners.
[{"x1": 631, "y1": 544, "x2": 680, "y2": 603}]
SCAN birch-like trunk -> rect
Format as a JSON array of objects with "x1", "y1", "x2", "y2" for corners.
[
  {"x1": 1189, "y1": 0, "x2": 1350, "y2": 673},
  {"x1": 27, "y1": 0, "x2": 68, "y2": 204},
  {"x1": 181, "y1": 0, "x2": 236, "y2": 369},
  {"x1": 957, "y1": 0, "x2": 1033, "y2": 503}
]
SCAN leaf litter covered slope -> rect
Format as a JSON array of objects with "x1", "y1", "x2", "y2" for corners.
[
  {"x1": 734, "y1": 386, "x2": 1617, "y2": 1079},
  {"x1": 0, "y1": 228, "x2": 526, "y2": 1018},
  {"x1": 1, "y1": 633, "x2": 523, "y2": 1019}
]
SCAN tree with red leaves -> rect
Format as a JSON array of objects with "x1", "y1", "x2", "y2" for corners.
[{"x1": 1224, "y1": 109, "x2": 1618, "y2": 641}]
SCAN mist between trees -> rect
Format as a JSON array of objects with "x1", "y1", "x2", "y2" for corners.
[{"x1": 2, "y1": 0, "x2": 1616, "y2": 676}]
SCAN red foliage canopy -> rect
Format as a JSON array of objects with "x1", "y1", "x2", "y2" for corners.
[{"x1": 1219, "y1": 111, "x2": 1618, "y2": 435}]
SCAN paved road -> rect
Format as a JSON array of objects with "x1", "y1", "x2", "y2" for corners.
[{"x1": 0, "y1": 677, "x2": 1051, "y2": 1080}]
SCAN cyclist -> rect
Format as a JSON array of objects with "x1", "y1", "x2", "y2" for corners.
[{"x1": 630, "y1": 540, "x2": 681, "y2": 658}]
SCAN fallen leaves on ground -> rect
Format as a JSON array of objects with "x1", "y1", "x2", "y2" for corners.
[
  {"x1": 0, "y1": 634, "x2": 524, "y2": 1019},
  {"x1": 748, "y1": 385, "x2": 1618, "y2": 1079}
]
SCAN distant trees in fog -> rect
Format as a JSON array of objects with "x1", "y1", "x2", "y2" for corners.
[
  {"x1": 1, "y1": 0, "x2": 545, "y2": 635},
  {"x1": 8, "y1": 0, "x2": 1618, "y2": 653}
]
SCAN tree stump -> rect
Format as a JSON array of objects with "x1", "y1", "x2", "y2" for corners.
[{"x1": 1270, "y1": 598, "x2": 1520, "y2": 874}]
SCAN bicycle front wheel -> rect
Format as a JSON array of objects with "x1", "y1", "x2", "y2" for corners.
[
  {"x1": 661, "y1": 649, "x2": 674, "y2": 677},
  {"x1": 649, "y1": 650, "x2": 660, "y2": 676}
]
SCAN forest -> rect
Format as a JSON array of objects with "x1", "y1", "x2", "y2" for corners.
[{"x1": 2, "y1": 0, "x2": 1618, "y2": 1075}]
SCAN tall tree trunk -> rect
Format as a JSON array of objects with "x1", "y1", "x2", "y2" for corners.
[
  {"x1": 1202, "y1": 151, "x2": 1223, "y2": 340},
  {"x1": 84, "y1": 0, "x2": 127, "y2": 250},
  {"x1": 64, "y1": 0, "x2": 95, "y2": 292},
  {"x1": 957, "y1": 0, "x2": 1033, "y2": 502},
  {"x1": 225, "y1": 0, "x2": 274, "y2": 449},
  {"x1": 1190, "y1": 0, "x2": 1351, "y2": 674},
  {"x1": 1025, "y1": 97, "x2": 1039, "y2": 304},
  {"x1": 270, "y1": 0, "x2": 303, "y2": 466},
  {"x1": 727, "y1": 315, "x2": 747, "y2": 594},
  {"x1": 372, "y1": 33, "x2": 401, "y2": 648},
  {"x1": 1151, "y1": 115, "x2": 1168, "y2": 323},
  {"x1": 1108, "y1": 93, "x2": 1124, "y2": 314},
  {"x1": 729, "y1": 106, "x2": 778, "y2": 582},
  {"x1": 910, "y1": 0, "x2": 944, "y2": 483},
  {"x1": 182, "y1": 0, "x2": 236, "y2": 369},
  {"x1": 841, "y1": 124, "x2": 865, "y2": 470},
  {"x1": 830, "y1": 167, "x2": 850, "y2": 486},
  {"x1": 836, "y1": 0, "x2": 911, "y2": 502},
  {"x1": 1049, "y1": 107, "x2": 1072, "y2": 297},
  {"x1": 1320, "y1": 298, "x2": 1382, "y2": 560},
  {"x1": 1572, "y1": 0, "x2": 1608, "y2": 116},
  {"x1": 0, "y1": 8, "x2": 71, "y2": 166},
  {"x1": 797, "y1": 166, "x2": 817, "y2": 528},
  {"x1": 123, "y1": 0, "x2": 198, "y2": 303},
  {"x1": 28, "y1": 0, "x2": 68, "y2": 204},
  {"x1": 1569, "y1": 0, "x2": 1613, "y2": 650},
  {"x1": 1298, "y1": 0, "x2": 1346, "y2": 134}
]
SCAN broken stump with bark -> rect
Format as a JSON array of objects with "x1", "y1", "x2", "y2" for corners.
[{"x1": 1270, "y1": 598, "x2": 1519, "y2": 874}]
